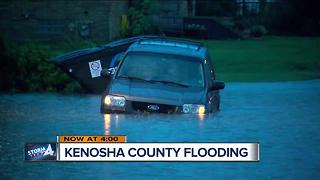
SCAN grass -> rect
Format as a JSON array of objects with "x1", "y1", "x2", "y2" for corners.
[
  {"x1": 37, "y1": 36, "x2": 320, "y2": 83},
  {"x1": 203, "y1": 36, "x2": 320, "y2": 82}
]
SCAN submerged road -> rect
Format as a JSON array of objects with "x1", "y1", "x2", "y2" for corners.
[{"x1": 0, "y1": 80, "x2": 320, "y2": 179}]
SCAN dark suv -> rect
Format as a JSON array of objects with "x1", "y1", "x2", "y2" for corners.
[{"x1": 100, "y1": 38, "x2": 225, "y2": 114}]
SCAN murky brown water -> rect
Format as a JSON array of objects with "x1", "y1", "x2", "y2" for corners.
[{"x1": 1, "y1": 80, "x2": 320, "y2": 179}]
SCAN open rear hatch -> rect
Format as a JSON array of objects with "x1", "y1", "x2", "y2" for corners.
[{"x1": 52, "y1": 36, "x2": 161, "y2": 93}]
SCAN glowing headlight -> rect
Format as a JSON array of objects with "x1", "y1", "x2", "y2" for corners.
[
  {"x1": 104, "y1": 95, "x2": 126, "y2": 107},
  {"x1": 182, "y1": 104, "x2": 206, "y2": 114}
]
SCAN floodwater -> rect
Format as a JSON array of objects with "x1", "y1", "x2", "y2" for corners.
[{"x1": 1, "y1": 80, "x2": 320, "y2": 179}]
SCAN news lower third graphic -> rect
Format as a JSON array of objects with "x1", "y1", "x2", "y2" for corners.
[
  {"x1": 25, "y1": 143, "x2": 57, "y2": 161},
  {"x1": 25, "y1": 136, "x2": 259, "y2": 162}
]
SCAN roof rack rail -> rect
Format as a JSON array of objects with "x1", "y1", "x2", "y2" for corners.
[
  {"x1": 99, "y1": 35, "x2": 203, "y2": 50},
  {"x1": 137, "y1": 36, "x2": 203, "y2": 50},
  {"x1": 99, "y1": 35, "x2": 166, "y2": 48}
]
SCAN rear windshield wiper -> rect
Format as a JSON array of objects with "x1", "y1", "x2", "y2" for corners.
[
  {"x1": 117, "y1": 75, "x2": 154, "y2": 83},
  {"x1": 150, "y1": 80, "x2": 189, "y2": 88}
]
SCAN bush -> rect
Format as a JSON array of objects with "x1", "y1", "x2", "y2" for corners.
[
  {"x1": 0, "y1": 38, "x2": 86, "y2": 93},
  {"x1": 250, "y1": 25, "x2": 267, "y2": 37},
  {"x1": 0, "y1": 37, "x2": 18, "y2": 91},
  {"x1": 120, "y1": 14, "x2": 130, "y2": 38}
]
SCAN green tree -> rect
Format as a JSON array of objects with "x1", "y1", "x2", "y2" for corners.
[{"x1": 127, "y1": 0, "x2": 160, "y2": 35}]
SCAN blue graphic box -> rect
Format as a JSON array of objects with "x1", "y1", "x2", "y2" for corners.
[{"x1": 25, "y1": 143, "x2": 57, "y2": 161}]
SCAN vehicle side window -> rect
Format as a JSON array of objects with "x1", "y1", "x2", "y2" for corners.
[{"x1": 109, "y1": 52, "x2": 125, "y2": 68}]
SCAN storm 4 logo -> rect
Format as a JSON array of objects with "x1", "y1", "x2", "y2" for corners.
[{"x1": 25, "y1": 143, "x2": 57, "y2": 161}]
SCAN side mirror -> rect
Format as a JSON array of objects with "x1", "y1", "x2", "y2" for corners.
[
  {"x1": 100, "y1": 68, "x2": 113, "y2": 78},
  {"x1": 210, "y1": 81, "x2": 225, "y2": 91}
]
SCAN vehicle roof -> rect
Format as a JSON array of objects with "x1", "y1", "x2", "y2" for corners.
[{"x1": 127, "y1": 38, "x2": 207, "y2": 59}]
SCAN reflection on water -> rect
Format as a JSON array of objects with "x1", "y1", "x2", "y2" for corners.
[
  {"x1": 103, "y1": 114, "x2": 111, "y2": 135},
  {"x1": 104, "y1": 113, "x2": 207, "y2": 136},
  {"x1": 198, "y1": 113, "x2": 205, "y2": 121},
  {"x1": 1, "y1": 80, "x2": 320, "y2": 179}
]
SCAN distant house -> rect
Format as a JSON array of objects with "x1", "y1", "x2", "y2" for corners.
[
  {"x1": 1, "y1": 0, "x2": 277, "y2": 41},
  {"x1": 0, "y1": 0, "x2": 128, "y2": 41},
  {"x1": 236, "y1": 0, "x2": 277, "y2": 15},
  {"x1": 0, "y1": 0, "x2": 196, "y2": 42},
  {"x1": 155, "y1": 0, "x2": 195, "y2": 35}
]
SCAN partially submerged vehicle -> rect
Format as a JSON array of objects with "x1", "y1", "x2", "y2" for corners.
[{"x1": 53, "y1": 36, "x2": 225, "y2": 114}]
